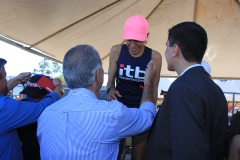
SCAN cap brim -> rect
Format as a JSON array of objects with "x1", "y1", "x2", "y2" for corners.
[
  {"x1": 21, "y1": 86, "x2": 48, "y2": 98},
  {"x1": 123, "y1": 31, "x2": 147, "y2": 41}
]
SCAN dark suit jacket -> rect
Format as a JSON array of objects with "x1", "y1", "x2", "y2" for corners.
[{"x1": 144, "y1": 66, "x2": 228, "y2": 160}]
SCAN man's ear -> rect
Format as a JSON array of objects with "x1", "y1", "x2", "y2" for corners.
[
  {"x1": 172, "y1": 44, "x2": 180, "y2": 58},
  {"x1": 95, "y1": 68, "x2": 101, "y2": 82}
]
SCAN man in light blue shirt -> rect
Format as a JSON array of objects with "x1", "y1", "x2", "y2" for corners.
[
  {"x1": 37, "y1": 44, "x2": 157, "y2": 160},
  {"x1": 0, "y1": 58, "x2": 63, "y2": 160}
]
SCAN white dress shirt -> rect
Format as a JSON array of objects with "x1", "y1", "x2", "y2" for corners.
[{"x1": 37, "y1": 88, "x2": 156, "y2": 160}]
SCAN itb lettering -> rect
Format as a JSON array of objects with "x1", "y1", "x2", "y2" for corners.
[{"x1": 119, "y1": 65, "x2": 145, "y2": 79}]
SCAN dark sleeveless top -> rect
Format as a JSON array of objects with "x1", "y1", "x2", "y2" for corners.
[{"x1": 116, "y1": 44, "x2": 152, "y2": 108}]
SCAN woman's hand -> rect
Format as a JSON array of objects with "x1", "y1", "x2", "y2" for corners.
[{"x1": 107, "y1": 88, "x2": 122, "y2": 101}]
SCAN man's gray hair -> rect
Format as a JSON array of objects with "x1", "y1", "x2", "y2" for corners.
[
  {"x1": 63, "y1": 44, "x2": 102, "y2": 89},
  {"x1": 0, "y1": 58, "x2": 7, "y2": 79}
]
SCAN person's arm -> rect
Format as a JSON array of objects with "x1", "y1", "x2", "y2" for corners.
[
  {"x1": 107, "y1": 45, "x2": 122, "y2": 101},
  {"x1": 115, "y1": 102, "x2": 156, "y2": 140},
  {"x1": 225, "y1": 113, "x2": 240, "y2": 158},
  {"x1": 140, "y1": 60, "x2": 157, "y2": 104},
  {"x1": 52, "y1": 78, "x2": 63, "y2": 97},
  {"x1": 228, "y1": 134, "x2": 240, "y2": 160},
  {"x1": 115, "y1": 60, "x2": 157, "y2": 139},
  {"x1": 1, "y1": 92, "x2": 60, "y2": 131},
  {"x1": 151, "y1": 50, "x2": 162, "y2": 103},
  {"x1": 7, "y1": 72, "x2": 31, "y2": 91}
]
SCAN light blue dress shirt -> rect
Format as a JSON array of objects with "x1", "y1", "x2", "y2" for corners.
[
  {"x1": 179, "y1": 64, "x2": 201, "y2": 76},
  {"x1": 37, "y1": 88, "x2": 156, "y2": 160},
  {"x1": 0, "y1": 92, "x2": 60, "y2": 160}
]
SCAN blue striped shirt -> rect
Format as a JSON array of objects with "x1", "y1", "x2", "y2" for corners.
[{"x1": 37, "y1": 88, "x2": 156, "y2": 160}]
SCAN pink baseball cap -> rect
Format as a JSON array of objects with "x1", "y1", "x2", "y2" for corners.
[{"x1": 123, "y1": 15, "x2": 149, "y2": 41}]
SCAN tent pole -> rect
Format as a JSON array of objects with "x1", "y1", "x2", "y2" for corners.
[
  {"x1": 193, "y1": 0, "x2": 198, "y2": 22},
  {"x1": 232, "y1": 93, "x2": 236, "y2": 115},
  {"x1": 0, "y1": 35, "x2": 62, "y2": 64}
]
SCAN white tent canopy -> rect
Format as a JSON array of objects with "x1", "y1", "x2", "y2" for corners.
[{"x1": 0, "y1": 0, "x2": 240, "y2": 78}]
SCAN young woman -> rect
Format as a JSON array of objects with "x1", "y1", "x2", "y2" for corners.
[{"x1": 107, "y1": 15, "x2": 162, "y2": 160}]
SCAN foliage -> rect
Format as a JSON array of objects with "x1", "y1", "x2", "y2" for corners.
[{"x1": 33, "y1": 58, "x2": 66, "y2": 86}]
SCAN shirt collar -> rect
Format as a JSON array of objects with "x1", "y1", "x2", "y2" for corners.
[
  {"x1": 179, "y1": 64, "x2": 201, "y2": 77},
  {"x1": 68, "y1": 88, "x2": 98, "y2": 99}
]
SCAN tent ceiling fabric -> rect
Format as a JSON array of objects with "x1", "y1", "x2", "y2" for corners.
[{"x1": 0, "y1": 0, "x2": 240, "y2": 78}]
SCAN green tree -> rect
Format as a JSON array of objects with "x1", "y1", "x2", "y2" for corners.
[
  {"x1": 52, "y1": 61, "x2": 62, "y2": 75},
  {"x1": 38, "y1": 59, "x2": 51, "y2": 75},
  {"x1": 33, "y1": 58, "x2": 66, "y2": 86}
]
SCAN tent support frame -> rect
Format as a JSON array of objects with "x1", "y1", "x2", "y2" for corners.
[{"x1": 0, "y1": 35, "x2": 62, "y2": 64}]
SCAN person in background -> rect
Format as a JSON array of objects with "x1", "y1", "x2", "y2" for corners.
[
  {"x1": 144, "y1": 22, "x2": 228, "y2": 160},
  {"x1": 17, "y1": 74, "x2": 62, "y2": 160},
  {"x1": 0, "y1": 58, "x2": 62, "y2": 160},
  {"x1": 107, "y1": 15, "x2": 162, "y2": 160},
  {"x1": 222, "y1": 111, "x2": 240, "y2": 159},
  {"x1": 37, "y1": 44, "x2": 157, "y2": 160},
  {"x1": 227, "y1": 134, "x2": 240, "y2": 160}
]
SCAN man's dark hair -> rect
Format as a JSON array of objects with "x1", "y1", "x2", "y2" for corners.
[
  {"x1": 0, "y1": 58, "x2": 7, "y2": 79},
  {"x1": 168, "y1": 22, "x2": 208, "y2": 63}
]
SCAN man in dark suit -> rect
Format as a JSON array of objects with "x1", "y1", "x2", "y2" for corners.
[{"x1": 144, "y1": 22, "x2": 228, "y2": 160}]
